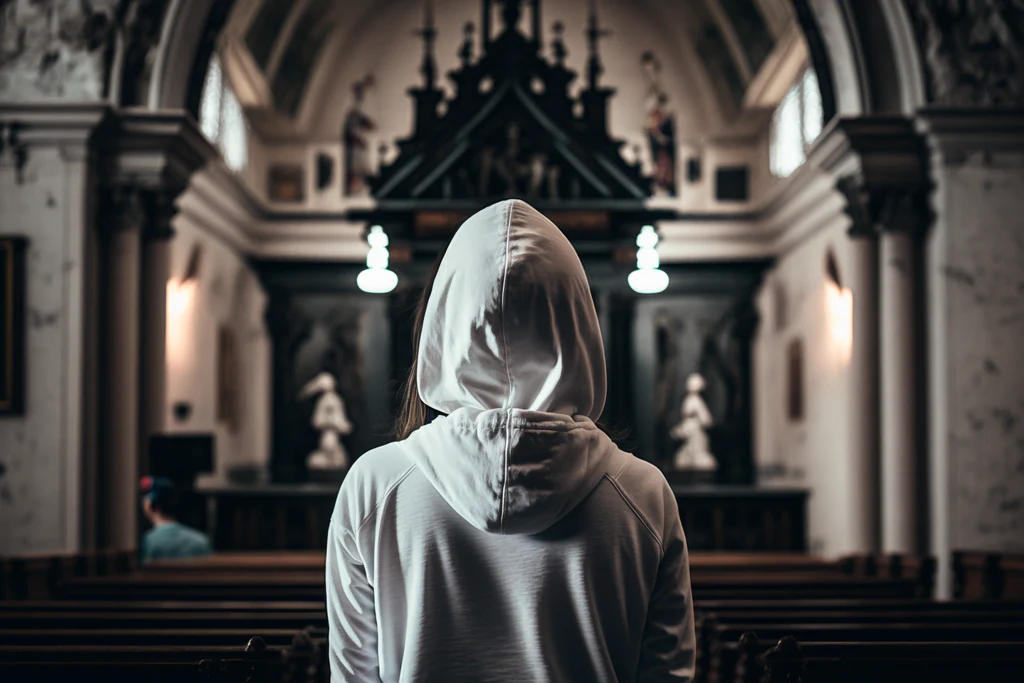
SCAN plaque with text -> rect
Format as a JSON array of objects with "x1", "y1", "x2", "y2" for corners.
[{"x1": 0, "y1": 237, "x2": 26, "y2": 416}]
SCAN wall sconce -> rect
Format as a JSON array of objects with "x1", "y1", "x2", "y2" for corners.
[
  {"x1": 357, "y1": 225, "x2": 398, "y2": 294},
  {"x1": 824, "y1": 250, "x2": 853, "y2": 365},
  {"x1": 168, "y1": 243, "x2": 202, "y2": 315},
  {"x1": 628, "y1": 225, "x2": 669, "y2": 294}
]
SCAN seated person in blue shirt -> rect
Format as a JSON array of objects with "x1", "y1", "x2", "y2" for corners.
[{"x1": 139, "y1": 476, "x2": 213, "y2": 562}]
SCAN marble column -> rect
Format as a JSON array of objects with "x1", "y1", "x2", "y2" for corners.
[
  {"x1": 837, "y1": 176, "x2": 882, "y2": 553},
  {"x1": 139, "y1": 192, "x2": 176, "y2": 472},
  {"x1": 99, "y1": 187, "x2": 144, "y2": 550},
  {"x1": 880, "y1": 226, "x2": 919, "y2": 553},
  {"x1": 847, "y1": 233, "x2": 881, "y2": 552}
]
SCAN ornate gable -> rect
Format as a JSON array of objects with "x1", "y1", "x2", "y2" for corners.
[{"x1": 367, "y1": 0, "x2": 655, "y2": 232}]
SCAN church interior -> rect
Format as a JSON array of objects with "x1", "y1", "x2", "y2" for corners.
[{"x1": 1, "y1": 0, "x2": 1024, "y2": 679}]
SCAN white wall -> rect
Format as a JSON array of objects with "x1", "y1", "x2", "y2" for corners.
[
  {"x1": 0, "y1": 140, "x2": 92, "y2": 553},
  {"x1": 165, "y1": 214, "x2": 271, "y2": 483},
  {"x1": 754, "y1": 210, "x2": 858, "y2": 555},
  {"x1": 927, "y1": 148, "x2": 1024, "y2": 557}
]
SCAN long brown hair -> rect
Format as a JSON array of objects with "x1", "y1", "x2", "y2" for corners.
[{"x1": 394, "y1": 245, "x2": 448, "y2": 439}]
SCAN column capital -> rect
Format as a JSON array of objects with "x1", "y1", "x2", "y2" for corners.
[
  {"x1": 836, "y1": 176, "x2": 931, "y2": 239},
  {"x1": 811, "y1": 117, "x2": 931, "y2": 240},
  {"x1": 99, "y1": 184, "x2": 180, "y2": 240}
]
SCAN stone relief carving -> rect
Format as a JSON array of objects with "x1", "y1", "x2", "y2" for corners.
[
  {"x1": 0, "y1": 0, "x2": 169, "y2": 104},
  {"x1": 0, "y1": 0, "x2": 116, "y2": 101},
  {"x1": 906, "y1": 0, "x2": 1024, "y2": 107}
]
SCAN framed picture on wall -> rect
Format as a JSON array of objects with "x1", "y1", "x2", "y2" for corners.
[
  {"x1": 787, "y1": 338, "x2": 804, "y2": 422},
  {"x1": 268, "y1": 164, "x2": 306, "y2": 202},
  {"x1": 217, "y1": 326, "x2": 239, "y2": 432},
  {"x1": 0, "y1": 237, "x2": 27, "y2": 416}
]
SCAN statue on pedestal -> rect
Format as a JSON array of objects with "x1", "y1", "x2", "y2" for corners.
[
  {"x1": 670, "y1": 373, "x2": 718, "y2": 471},
  {"x1": 298, "y1": 372, "x2": 353, "y2": 472}
]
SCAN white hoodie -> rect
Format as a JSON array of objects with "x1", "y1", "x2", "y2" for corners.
[{"x1": 327, "y1": 200, "x2": 695, "y2": 682}]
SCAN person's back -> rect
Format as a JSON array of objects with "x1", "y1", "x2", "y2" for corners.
[
  {"x1": 327, "y1": 200, "x2": 695, "y2": 682},
  {"x1": 140, "y1": 520, "x2": 212, "y2": 562},
  {"x1": 138, "y1": 477, "x2": 213, "y2": 563}
]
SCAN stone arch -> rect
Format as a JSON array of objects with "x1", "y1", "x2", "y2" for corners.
[{"x1": 142, "y1": 0, "x2": 925, "y2": 120}]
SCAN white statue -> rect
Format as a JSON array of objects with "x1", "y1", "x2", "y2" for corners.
[
  {"x1": 298, "y1": 372, "x2": 353, "y2": 471},
  {"x1": 670, "y1": 373, "x2": 718, "y2": 471}
]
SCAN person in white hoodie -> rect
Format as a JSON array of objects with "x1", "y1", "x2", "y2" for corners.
[{"x1": 327, "y1": 199, "x2": 695, "y2": 682}]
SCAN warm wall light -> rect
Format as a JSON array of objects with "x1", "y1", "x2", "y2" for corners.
[
  {"x1": 357, "y1": 225, "x2": 398, "y2": 294},
  {"x1": 168, "y1": 278, "x2": 196, "y2": 317},
  {"x1": 825, "y1": 280, "x2": 853, "y2": 365},
  {"x1": 628, "y1": 225, "x2": 669, "y2": 294}
]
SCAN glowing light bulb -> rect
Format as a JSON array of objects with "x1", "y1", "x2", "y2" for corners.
[
  {"x1": 629, "y1": 225, "x2": 669, "y2": 294},
  {"x1": 636, "y1": 247, "x2": 660, "y2": 270},
  {"x1": 367, "y1": 225, "x2": 389, "y2": 248},
  {"x1": 358, "y1": 226, "x2": 398, "y2": 294},
  {"x1": 366, "y1": 246, "x2": 389, "y2": 270},
  {"x1": 636, "y1": 225, "x2": 659, "y2": 249}
]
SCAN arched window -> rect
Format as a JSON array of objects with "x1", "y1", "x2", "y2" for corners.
[
  {"x1": 770, "y1": 68, "x2": 823, "y2": 178},
  {"x1": 199, "y1": 54, "x2": 249, "y2": 173}
]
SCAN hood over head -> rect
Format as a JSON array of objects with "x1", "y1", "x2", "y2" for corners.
[{"x1": 400, "y1": 199, "x2": 617, "y2": 535}]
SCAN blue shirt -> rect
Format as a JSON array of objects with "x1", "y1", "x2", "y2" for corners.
[{"x1": 140, "y1": 522, "x2": 213, "y2": 562}]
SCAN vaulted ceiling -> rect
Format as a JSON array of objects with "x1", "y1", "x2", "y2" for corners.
[{"x1": 220, "y1": 0, "x2": 804, "y2": 140}]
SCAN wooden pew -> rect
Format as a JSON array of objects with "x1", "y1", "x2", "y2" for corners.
[
  {"x1": 0, "y1": 634, "x2": 327, "y2": 683},
  {"x1": 759, "y1": 636, "x2": 1024, "y2": 683},
  {"x1": 0, "y1": 635, "x2": 318, "y2": 683},
  {"x1": 0, "y1": 609, "x2": 327, "y2": 630},
  {"x1": 954, "y1": 551, "x2": 1024, "y2": 600},
  {"x1": 708, "y1": 622, "x2": 1024, "y2": 683},
  {"x1": 0, "y1": 549, "x2": 135, "y2": 600}
]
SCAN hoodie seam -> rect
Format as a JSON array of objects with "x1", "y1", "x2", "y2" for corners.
[
  {"x1": 352, "y1": 464, "x2": 418, "y2": 535},
  {"x1": 498, "y1": 201, "x2": 515, "y2": 535},
  {"x1": 603, "y1": 473, "x2": 664, "y2": 553}
]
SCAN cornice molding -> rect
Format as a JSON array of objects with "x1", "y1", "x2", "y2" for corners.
[
  {"x1": 97, "y1": 108, "x2": 218, "y2": 191},
  {"x1": 916, "y1": 108, "x2": 1024, "y2": 162},
  {"x1": 808, "y1": 116, "x2": 927, "y2": 187},
  {"x1": 0, "y1": 102, "x2": 112, "y2": 143}
]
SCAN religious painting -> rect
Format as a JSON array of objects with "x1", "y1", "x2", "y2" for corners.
[
  {"x1": 268, "y1": 164, "x2": 305, "y2": 202},
  {"x1": 0, "y1": 237, "x2": 26, "y2": 416},
  {"x1": 641, "y1": 52, "x2": 677, "y2": 197},
  {"x1": 787, "y1": 338, "x2": 804, "y2": 422},
  {"x1": 343, "y1": 74, "x2": 377, "y2": 196},
  {"x1": 315, "y1": 152, "x2": 334, "y2": 192},
  {"x1": 715, "y1": 166, "x2": 750, "y2": 202}
]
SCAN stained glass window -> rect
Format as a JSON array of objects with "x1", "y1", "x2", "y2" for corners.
[
  {"x1": 770, "y1": 67, "x2": 824, "y2": 178},
  {"x1": 198, "y1": 54, "x2": 249, "y2": 173}
]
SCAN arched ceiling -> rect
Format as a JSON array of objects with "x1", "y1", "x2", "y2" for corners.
[{"x1": 219, "y1": 0, "x2": 804, "y2": 142}]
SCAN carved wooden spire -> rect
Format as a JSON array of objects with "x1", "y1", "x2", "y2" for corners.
[
  {"x1": 585, "y1": 0, "x2": 610, "y2": 91},
  {"x1": 416, "y1": 0, "x2": 439, "y2": 90}
]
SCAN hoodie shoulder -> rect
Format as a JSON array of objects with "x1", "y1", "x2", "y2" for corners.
[
  {"x1": 331, "y1": 443, "x2": 416, "y2": 533},
  {"x1": 605, "y1": 452, "x2": 679, "y2": 553}
]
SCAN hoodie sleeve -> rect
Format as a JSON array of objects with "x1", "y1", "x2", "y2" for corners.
[
  {"x1": 326, "y1": 519, "x2": 381, "y2": 681},
  {"x1": 636, "y1": 507, "x2": 696, "y2": 682}
]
